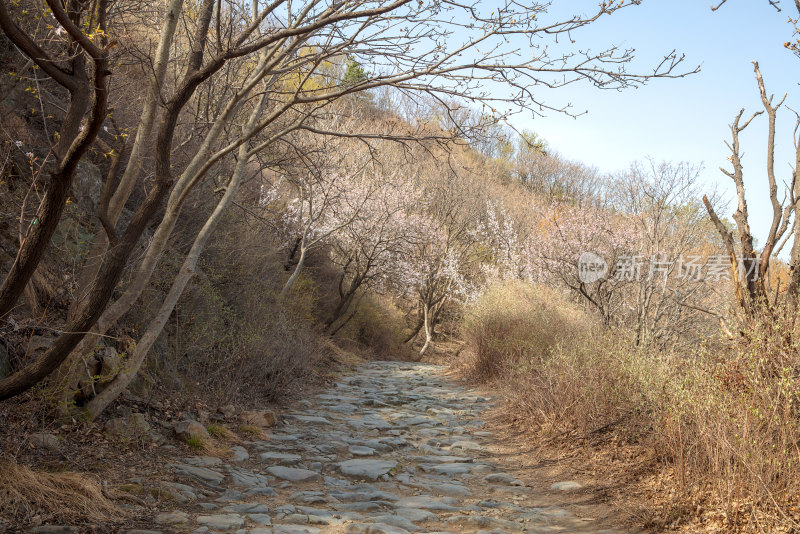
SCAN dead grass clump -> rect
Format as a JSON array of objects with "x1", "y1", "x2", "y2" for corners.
[
  {"x1": 0, "y1": 459, "x2": 119, "y2": 525},
  {"x1": 461, "y1": 281, "x2": 592, "y2": 381}
]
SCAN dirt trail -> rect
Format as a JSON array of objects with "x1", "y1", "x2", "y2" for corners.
[{"x1": 121, "y1": 360, "x2": 630, "y2": 534}]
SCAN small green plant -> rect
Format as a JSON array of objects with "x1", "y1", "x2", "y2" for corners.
[{"x1": 185, "y1": 437, "x2": 206, "y2": 451}]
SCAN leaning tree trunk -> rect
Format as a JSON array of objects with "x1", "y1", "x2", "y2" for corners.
[
  {"x1": 281, "y1": 245, "x2": 308, "y2": 297},
  {"x1": 68, "y1": 0, "x2": 184, "y2": 321},
  {"x1": 84, "y1": 92, "x2": 267, "y2": 419},
  {"x1": 416, "y1": 302, "x2": 433, "y2": 361},
  {"x1": 0, "y1": 178, "x2": 172, "y2": 400},
  {"x1": 0, "y1": 0, "x2": 110, "y2": 318}
]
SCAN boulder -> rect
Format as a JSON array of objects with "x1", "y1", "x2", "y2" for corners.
[
  {"x1": 174, "y1": 420, "x2": 209, "y2": 441},
  {"x1": 105, "y1": 413, "x2": 152, "y2": 439},
  {"x1": 239, "y1": 410, "x2": 277, "y2": 428}
]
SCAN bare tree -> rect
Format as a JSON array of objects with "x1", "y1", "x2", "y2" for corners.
[
  {"x1": 703, "y1": 62, "x2": 796, "y2": 317},
  {"x1": 613, "y1": 160, "x2": 723, "y2": 347}
]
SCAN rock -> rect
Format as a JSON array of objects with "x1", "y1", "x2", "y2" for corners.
[
  {"x1": 240, "y1": 410, "x2": 277, "y2": 428},
  {"x1": 97, "y1": 344, "x2": 122, "y2": 377},
  {"x1": 345, "y1": 523, "x2": 410, "y2": 534},
  {"x1": 31, "y1": 527, "x2": 78, "y2": 533},
  {"x1": 267, "y1": 466, "x2": 321, "y2": 482},
  {"x1": 223, "y1": 503, "x2": 269, "y2": 515},
  {"x1": 184, "y1": 456, "x2": 222, "y2": 467},
  {"x1": 450, "y1": 440, "x2": 483, "y2": 451},
  {"x1": 348, "y1": 445, "x2": 376, "y2": 456},
  {"x1": 215, "y1": 489, "x2": 244, "y2": 502},
  {"x1": 155, "y1": 510, "x2": 189, "y2": 524},
  {"x1": 160, "y1": 481, "x2": 197, "y2": 502},
  {"x1": 230, "y1": 445, "x2": 249, "y2": 462},
  {"x1": 29, "y1": 432, "x2": 60, "y2": 452},
  {"x1": 272, "y1": 526, "x2": 321, "y2": 533},
  {"x1": 104, "y1": 418, "x2": 128, "y2": 437},
  {"x1": 260, "y1": 451, "x2": 302, "y2": 465},
  {"x1": 394, "y1": 496, "x2": 460, "y2": 511},
  {"x1": 394, "y1": 508, "x2": 438, "y2": 522},
  {"x1": 371, "y1": 515, "x2": 418, "y2": 531},
  {"x1": 430, "y1": 482, "x2": 471, "y2": 496},
  {"x1": 484, "y1": 473, "x2": 522, "y2": 485},
  {"x1": 445, "y1": 514, "x2": 523, "y2": 530},
  {"x1": 105, "y1": 414, "x2": 152, "y2": 440},
  {"x1": 171, "y1": 463, "x2": 225, "y2": 485},
  {"x1": 290, "y1": 490, "x2": 327, "y2": 504},
  {"x1": 418, "y1": 462, "x2": 473, "y2": 476},
  {"x1": 227, "y1": 465, "x2": 271, "y2": 487},
  {"x1": 246, "y1": 486, "x2": 278, "y2": 497},
  {"x1": 249, "y1": 513, "x2": 272, "y2": 526},
  {"x1": 337, "y1": 459, "x2": 397, "y2": 480},
  {"x1": 196, "y1": 514, "x2": 245, "y2": 529},
  {"x1": 328, "y1": 486, "x2": 398, "y2": 502},
  {"x1": 174, "y1": 420, "x2": 209, "y2": 441},
  {"x1": 550, "y1": 480, "x2": 582, "y2": 491},
  {"x1": 288, "y1": 415, "x2": 331, "y2": 424},
  {"x1": 331, "y1": 502, "x2": 383, "y2": 512}
]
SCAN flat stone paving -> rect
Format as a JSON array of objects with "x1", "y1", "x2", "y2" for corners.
[{"x1": 154, "y1": 361, "x2": 627, "y2": 533}]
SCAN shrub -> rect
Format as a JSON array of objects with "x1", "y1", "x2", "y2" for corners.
[
  {"x1": 206, "y1": 424, "x2": 230, "y2": 439},
  {"x1": 460, "y1": 280, "x2": 800, "y2": 529}
]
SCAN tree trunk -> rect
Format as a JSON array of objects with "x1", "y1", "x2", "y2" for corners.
[
  {"x1": 0, "y1": 178, "x2": 172, "y2": 400},
  {"x1": 67, "y1": 0, "x2": 184, "y2": 321},
  {"x1": 404, "y1": 305, "x2": 424, "y2": 343},
  {"x1": 416, "y1": 302, "x2": 432, "y2": 360},
  {"x1": 328, "y1": 293, "x2": 366, "y2": 336},
  {"x1": 84, "y1": 101, "x2": 260, "y2": 418},
  {"x1": 281, "y1": 246, "x2": 307, "y2": 297},
  {"x1": 56, "y1": 59, "x2": 276, "y2": 408}
]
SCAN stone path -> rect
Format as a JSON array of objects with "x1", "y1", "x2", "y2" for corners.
[{"x1": 155, "y1": 361, "x2": 625, "y2": 534}]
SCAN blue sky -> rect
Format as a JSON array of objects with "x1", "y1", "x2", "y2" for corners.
[{"x1": 503, "y1": 0, "x2": 798, "y2": 249}]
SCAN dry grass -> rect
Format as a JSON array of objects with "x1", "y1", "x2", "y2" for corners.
[
  {"x1": 460, "y1": 281, "x2": 592, "y2": 380},
  {"x1": 0, "y1": 458, "x2": 120, "y2": 525},
  {"x1": 459, "y1": 280, "x2": 800, "y2": 532}
]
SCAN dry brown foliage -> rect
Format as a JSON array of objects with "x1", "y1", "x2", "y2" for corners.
[{"x1": 0, "y1": 458, "x2": 119, "y2": 525}]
